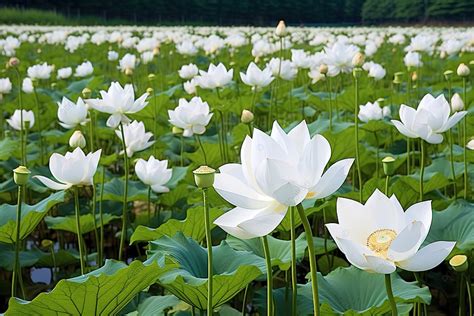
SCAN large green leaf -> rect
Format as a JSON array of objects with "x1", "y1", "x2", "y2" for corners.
[
  {"x1": 44, "y1": 213, "x2": 119, "y2": 234},
  {"x1": 130, "y1": 206, "x2": 224, "y2": 244},
  {"x1": 133, "y1": 295, "x2": 180, "y2": 315},
  {"x1": 0, "y1": 138, "x2": 17, "y2": 161},
  {"x1": 0, "y1": 191, "x2": 66, "y2": 243},
  {"x1": 5, "y1": 257, "x2": 174, "y2": 315},
  {"x1": 425, "y1": 199, "x2": 474, "y2": 252},
  {"x1": 300, "y1": 266, "x2": 431, "y2": 315},
  {"x1": 148, "y1": 232, "x2": 265, "y2": 310}
]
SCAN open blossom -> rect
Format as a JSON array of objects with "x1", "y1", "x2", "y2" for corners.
[
  {"x1": 168, "y1": 97, "x2": 213, "y2": 137},
  {"x1": 57, "y1": 97, "x2": 88, "y2": 129},
  {"x1": 115, "y1": 120, "x2": 154, "y2": 157},
  {"x1": 7, "y1": 109, "x2": 35, "y2": 130},
  {"x1": 327, "y1": 189, "x2": 456, "y2": 274},
  {"x1": 85, "y1": 82, "x2": 148, "y2": 128},
  {"x1": 119, "y1": 53, "x2": 137, "y2": 72},
  {"x1": 404, "y1": 51, "x2": 423, "y2": 68},
  {"x1": 267, "y1": 58, "x2": 298, "y2": 81},
  {"x1": 213, "y1": 121, "x2": 354, "y2": 239},
  {"x1": 135, "y1": 156, "x2": 172, "y2": 193},
  {"x1": 27, "y1": 62, "x2": 54, "y2": 80},
  {"x1": 195, "y1": 63, "x2": 233, "y2": 89},
  {"x1": 178, "y1": 63, "x2": 199, "y2": 80},
  {"x1": 0, "y1": 78, "x2": 12, "y2": 95},
  {"x1": 108, "y1": 50, "x2": 119, "y2": 61},
  {"x1": 308, "y1": 68, "x2": 325, "y2": 84},
  {"x1": 368, "y1": 63, "x2": 386, "y2": 80},
  {"x1": 57, "y1": 67, "x2": 72, "y2": 79},
  {"x1": 240, "y1": 62, "x2": 274, "y2": 89},
  {"x1": 176, "y1": 41, "x2": 198, "y2": 56},
  {"x1": 183, "y1": 78, "x2": 198, "y2": 95},
  {"x1": 34, "y1": 147, "x2": 101, "y2": 190},
  {"x1": 75, "y1": 61, "x2": 93, "y2": 77},
  {"x1": 22, "y1": 77, "x2": 34, "y2": 94},
  {"x1": 141, "y1": 51, "x2": 154, "y2": 64},
  {"x1": 358, "y1": 101, "x2": 390, "y2": 122},
  {"x1": 392, "y1": 93, "x2": 467, "y2": 144},
  {"x1": 324, "y1": 42, "x2": 359, "y2": 76}
]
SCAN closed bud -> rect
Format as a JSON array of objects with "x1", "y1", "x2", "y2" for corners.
[
  {"x1": 172, "y1": 126, "x2": 183, "y2": 135},
  {"x1": 443, "y1": 70, "x2": 453, "y2": 81},
  {"x1": 82, "y1": 87, "x2": 91, "y2": 99},
  {"x1": 440, "y1": 51, "x2": 447, "y2": 59},
  {"x1": 352, "y1": 68, "x2": 363, "y2": 78},
  {"x1": 153, "y1": 47, "x2": 160, "y2": 55},
  {"x1": 382, "y1": 156, "x2": 396, "y2": 176},
  {"x1": 146, "y1": 87, "x2": 154, "y2": 95},
  {"x1": 51, "y1": 82, "x2": 57, "y2": 89},
  {"x1": 451, "y1": 93, "x2": 464, "y2": 112},
  {"x1": 393, "y1": 72, "x2": 404, "y2": 84},
  {"x1": 125, "y1": 68, "x2": 133, "y2": 76},
  {"x1": 69, "y1": 130, "x2": 86, "y2": 149},
  {"x1": 319, "y1": 64, "x2": 328, "y2": 75},
  {"x1": 411, "y1": 71, "x2": 418, "y2": 82},
  {"x1": 148, "y1": 74, "x2": 156, "y2": 81},
  {"x1": 457, "y1": 63, "x2": 470, "y2": 77},
  {"x1": 8, "y1": 57, "x2": 19, "y2": 68},
  {"x1": 352, "y1": 52, "x2": 365, "y2": 67},
  {"x1": 241, "y1": 109, "x2": 254, "y2": 124},
  {"x1": 13, "y1": 165, "x2": 30, "y2": 186},
  {"x1": 41, "y1": 239, "x2": 53, "y2": 249},
  {"x1": 449, "y1": 254, "x2": 468, "y2": 272},
  {"x1": 275, "y1": 20, "x2": 287, "y2": 37},
  {"x1": 193, "y1": 165, "x2": 215, "y2": 188}
]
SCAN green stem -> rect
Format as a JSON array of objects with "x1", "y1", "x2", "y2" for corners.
[
  {"x1": 241, "y1": 284, "x2": 249, "y2": 316},
  {"x1": 98, "y1": 166, "x2": 105, "y2": 266},
  {"x1": 465, "y1": 273, "x2": 473, "y2": 316},
  {"x1": 261, "y1": 235, "x2": 273, "y2": 316},
  {"x1": 91, "y1": 183, "x2": 99, "y2": 265},
  {"x1": 296, "y1": 204, "x2": 320, "y2": 316},
  {"x1": 180, "y1": 135, "x2": 184, "y2": 167},
  {"x1": 203, "y1": 188, "x2": 213, "y2": 316},
  {"x1": 407, "y1": 137, "x2": 411, "y2": 175},
  {"x1": 33, "y1": 87, "x2": 44, "y2": 165},
  {"x1": 88, "y1": 111, "x2": 95, "y2": 152},
  {"x1": 385, "y1": 175, "x2": 390, "y2": 196},
  {"x1": 462, "y1": 78, "x2": 468, "y2": 199},
  {"x1": 50, "y1": 244, "x2": 56, "y2": 282},
  {"x1": 74, "y1": 187, "x2": 85, "y2": 274},
  {"x1": 118, "y1": 122, "x2": 129, "y2": 261},
  {"x1": 354, "y1": 75, "x2": 363, "y2": 202},
  {"x1": 290, "y1": 206, "x2": 297, "y2": 316},
  {"x1": 327, "y1": 78, "x2": 333, "y2": 132},
  {"x1": 196, "y1": 135, "x2": 208, "y2": 165},
  {"x1": 11, "y1": 185, "x2": 23, "y2": 298},
  {"x1": 374, "y1": 131, "x2": 380, "y2": 178},
  {"x1": 385, "y1": 274, "x2": 398, "y2": 316},
  {"x1": 14, "y1": 69, "x2": 25, "y2": 166},
  {"x1": 419, "y1": 140, "x2": 425, "y2": 201},
  {"x1": 147, "y1": 186, "x2": 152, "y2": 225},
  {"x1": 448, "y1": 130, "x2": 457, "y2": 198}
]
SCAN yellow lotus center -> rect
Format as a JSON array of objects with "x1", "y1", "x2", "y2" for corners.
[
  {"x1": 305, "y1": 191, "x2": 316, "y2": 199},
  {"x1": 366, "y1": 229, "x2": 397, "y2": 258}
]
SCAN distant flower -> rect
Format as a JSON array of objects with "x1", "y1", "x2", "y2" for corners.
[
  {"x1": 108, "y1": 50, "x2": 119, "y2": 61},
  {"x1": 57, "y1": 67, "x2": 72, "y2": 79},
  {"x1": 27, "y1": 62, "x2": 54, "y2": 80},
  {"x1": 451, "y1": 93, "x2": 464, "y2": 112},
  {"x1": 195, "y1": 63, "x2": 233, "y2": 89},
  {"x1": 22, "y1": 77, "x2": 34, "y2": 94},
  {"x1": 176, "y1": 41, "x2": 198, "y2": 56},
  {"x1": 85, "y1": 82, "x2": 148, "y2": 128},
  {"x1": 7, "y1": 109, "x2": 34, "y2": 130},
  {"x1": 74, "y1": 61, "x2": 93, "y2": 77},
  {"x1": 115, "y1": 120, "x2": 154, "y2": 157},
  {"x1": 368, "y1": 64, "x2": 386, "y2": 80},
  {"x1": 141, "y1": 51, "x2": 154, "y2": 64},
  {"x1": 135, "y1": 156, "x2": 172, "y2": 193},
  {"x1": 179, "y1": 63, "x2": 199, "y2": 80},
  {"x1": 308, "y1": 68, "x2": 325, "y2": 84},
  {"x1": 327, "y1": 189, "x2": 456, "y2": 274},
  {"x1": 0, "y1": 78, "x2": 12, "y2": 94},
  {"x1": 118, "y1": 53, "x2": 137, "y2": 73},
  {"x1": 324, "y1": 42, "x2": 359, "y2": 76},
  {"x1": 57, "y1": 97, "x2": 88, "y2": 129},
  {"x1": 183, "y1": 78, "x2": 198, "y2": 95},
  {"x1": 358, "y1": 101, "x2": 390, "y2": 122},
  {"x1": 34, "y1": 148, "x2": 101, "y2": 190},
  {"x1": 267, "y1": 58, "x2": 298, "y2": 81},
  {"x1": 168, "y1": 97, "x2": 213, "y2": 137},
  {"x1": 240, "y1": 62, "x2": 274, "y2": 89},
  {"x1": 404, "y1": 52, "x2": 422, "y2": 68}
]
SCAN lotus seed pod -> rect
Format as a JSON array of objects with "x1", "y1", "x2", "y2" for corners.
[
  {"x1": 193, "y1": 165, "x2": 215, "y2": 189},
  {"x1": 13, "y1": 165, "x2": 31, "y2": 186},
  {"x1": 449, "y1": 255, "x2": 468, "y2": 272}
]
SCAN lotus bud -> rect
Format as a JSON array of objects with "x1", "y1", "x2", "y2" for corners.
[
  {"x1": 148, "y1": 74, "x2": 156, "y2": 82},
  {"x1": 411, "y1": 71, "x2": 418, "y2": 82},
  {"x1": 466, "y1": 138, "x2": 474, "y2": 150},
  {"x1": 8, "y1": 57, "x2": 19, "y2": 68},
  {"x1": 241, "y1": 109, "x2": 254, "y2": 124},
  {"x1": 51, "y1": 82, "x2": 57, "y2": 89},
  {"x1": 125, "y1": 68, "x2": 133, "y2": 76},
  {"x1": 146, "y1": 87, "x2": 154, "y2": 95},
  {"x1": 382, "y1": 156, "x2": 396, "y2": 176},
  {"x1": 41, "y1": 239, "x2": 53, "y2": 249},
  {"x1": 451, "y1": 93, "x2": 464, "y2": 112},
  {"x1": 449, "y1": 254, "x2": 468, "y2": 272},
  {"x1": 172, "y1": 126, "x2": 183, "y2": 135},
  {"x1": 352, "y1": 67, "x2": 363, "y2": 78},
  {"x1": 193, "y1": 165, "x2": 216, "y2": 189},
  {"x1": 443, "y1": 70, "x2": 453, "y2": 81},
  {"x1": 319, "y1": 64, "x2": 328, "y2": 75},
  {"x1": 352, "y1": 52, "x2": 365, "y2": 67},
  {"x1": 82, "y1": 87, "x2": 91, "y2": 99},
  {"x1": 275, "y1": 20, "x2": 287, "y2": 37},
  {"x1": 153, "y1": 47, "x2": 160, "y2": 55},
  {"x1": 69, "y1": 130, "x2": 86, "y2": 149},
  {"x1": 440, "y1": 51, "x2": 447, "y2": 59},
  {"x1": 470, "y1": 60, "x2": 474, "y2": 66},
  {"x1": 393, "y1": 72, "x2": 404, "y2": 84},
  {"x1": 457, "y1": 63, "x2": 470, "y2": 77},
  {"x1": 13, "y1": 165, "x2": 30, "y2": 186}
]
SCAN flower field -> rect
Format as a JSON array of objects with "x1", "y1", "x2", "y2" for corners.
[{"x1": 0, "y1": 23, "x2": 472, "y2": 315}]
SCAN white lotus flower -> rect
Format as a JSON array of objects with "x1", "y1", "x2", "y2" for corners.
[
  {"x1": 176, "y1": 41, "x2": 198, "y2": 56},
  {"x1": 267, "y1": 58, "x2": 298, "y2": 81},
  {"x1": 108, "y1": 50, "x2": 119, "y2": 61},
  {"x1": 327, "y1": 189, "x2": 456, "y2": 274},
  {"x1": 119, "y1": 53, "x2": 137, "y2": 72},
  {"x1": 183, "y1": 78, "x2": 198, "y2": 95},
  {"x1": 27, "y1": 62, "x2": 54, "y2": 80},
  {"x1": 57, "y1": 97, "x2": 88, "y2": 129},
  {"x1": 324, "y1": 42, "x2": 359, "y2": 76},
  {"x1": 22, "y1": 77, "x2": 34, "y2": 94},
  {"x1": 7, "y1": 109, "x2": 35, "y2": 130},
  {"x1": 391, "y1": 94, "x2": 467, "y2": 144},
  {"x1": 368, "y1": 64, "x2": 386, "y2": 80},
  {"x1": 168, "y1": 97, "x2": 213, "y2": 137},
  {"x1": 195, "y1": 63, "x2": 233, "y2": 89},
  {"x1": 404, "y1": 52, "x2": 423, "y2": 68},
  {"x1": 179, "y1": 63, "x2": 199, "y2": 80},
  {"x1": 358, "y1": 101, "x2": 390, "y2": 122},
  {"x1": 451, "y1": 93, "x2": 464, "y2": 112},
  {"x1": 213, "y1": 121, "x2": 354, "y2": 239},
  {"x1": 115, "y1": 120, "x2": 154, "y2": 157},
  {"x1": 74, "y1": 61, "x2": 93, "y2": 77},
  {"x1": 240, "y1": 62, "x2": 274, "y2": 89},
  {"x1": 135, "y1": 156, "x2": 172, "y2": 193},
  {"x1": 57, "y1": 67, "x2": 72, "y2": 79},
  {"x1": 0, "y1": 78, "x2": 12, "y2": 94},
  {"x1": 141, "y1": 51, "x2": 154, "y2": 64},
  {"x1": 34, "y1": 147, "x2": 101, "y2": 190},
  {"x1": 85, "y1": 82, "x2": 148, "y2": 128}
]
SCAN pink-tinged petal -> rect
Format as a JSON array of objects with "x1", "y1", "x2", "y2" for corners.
[
  {"x1": 33, "y1": 176, "x2": 71, "y2": 190},
  {"x1": 310, "y1": 158, "x2": 354, "y2": 199},
  {"x1": 387, "y1": 221, "x2": 425, "y2": 262},
  {"x1": 397, "y1": 241, "x2": 456, "y2": 272},
  {"x1": 364, "y1": 255, "x2": 397, "y2": 274}
]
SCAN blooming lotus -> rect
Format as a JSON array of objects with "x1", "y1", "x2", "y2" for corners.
[
  {"x1": 57, "y1": 67, "x2": 72, "y2": 79},
  {"x1": 168, "y1": 97, "x2": 213, "y2": 137},
  {"x1": 108, "y1": 50, "x2": 119, "y2": 61},
  {"x1": 240, "y1": 62, "x2": 274, "y2": 89},
  {"x1": 324, "y1": 42, "x2": 359, "y2": 76},
  {"x1": 404, "y1": 51, "x2": 422, "y2": 68},
  {"x1": 267, "y1": 58, "x2": 298, "y2": 81},
  {"x1": 392, "y1": 94, "x2": 467, "y2": 144},
  {"x1": 195, "y1": 63, "x2": 233, "y2": 89},
  {"x1": 326, "y1": 189, "x2": 456, "y2": 274},
  {"x1": 22, "y1": 77, "x2": 34, "y2": 94},
  {"x1": 119, "y1": 53, "x2": 137, "y2": 72},
  {"x1": 213, "y1": 121, "x2": 354, "y2": 239},
  {"x1": 135, "y1": 156, "x2": 172, "y2": 193},
  {"x1": 34, "y1": 147, "x2": 101, "y2": 190},
  {"x1": 367, "y1": 63, "x2": 386, "y2": 80},
  {"x1": 86, "y1": 81, "x2": 148, "y2": 128},
  {"x1": 7, "y1": 109, "x2": 35, "y2": 130},
  {"x1": 115, "y1": 120, "x2": 154, "y2": 157},
  {"x1": 57, "y1": 97, "x2": 88, "y2": 129},
  {"x1": 0, "y1": 78, "x2": 12, "y2": 94},
  {"x1": 178, "y1": 63, "x2": 199, "y2": 80},
  {"x1": 359, "y1": 101, "x2": 390, "y2": 123},
  {"x1": 27, "y1": 62, "x2": 54, "y2": 80},
  {"x1": 74, "y1": 61, "x2": 93, "y2": 77}
]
